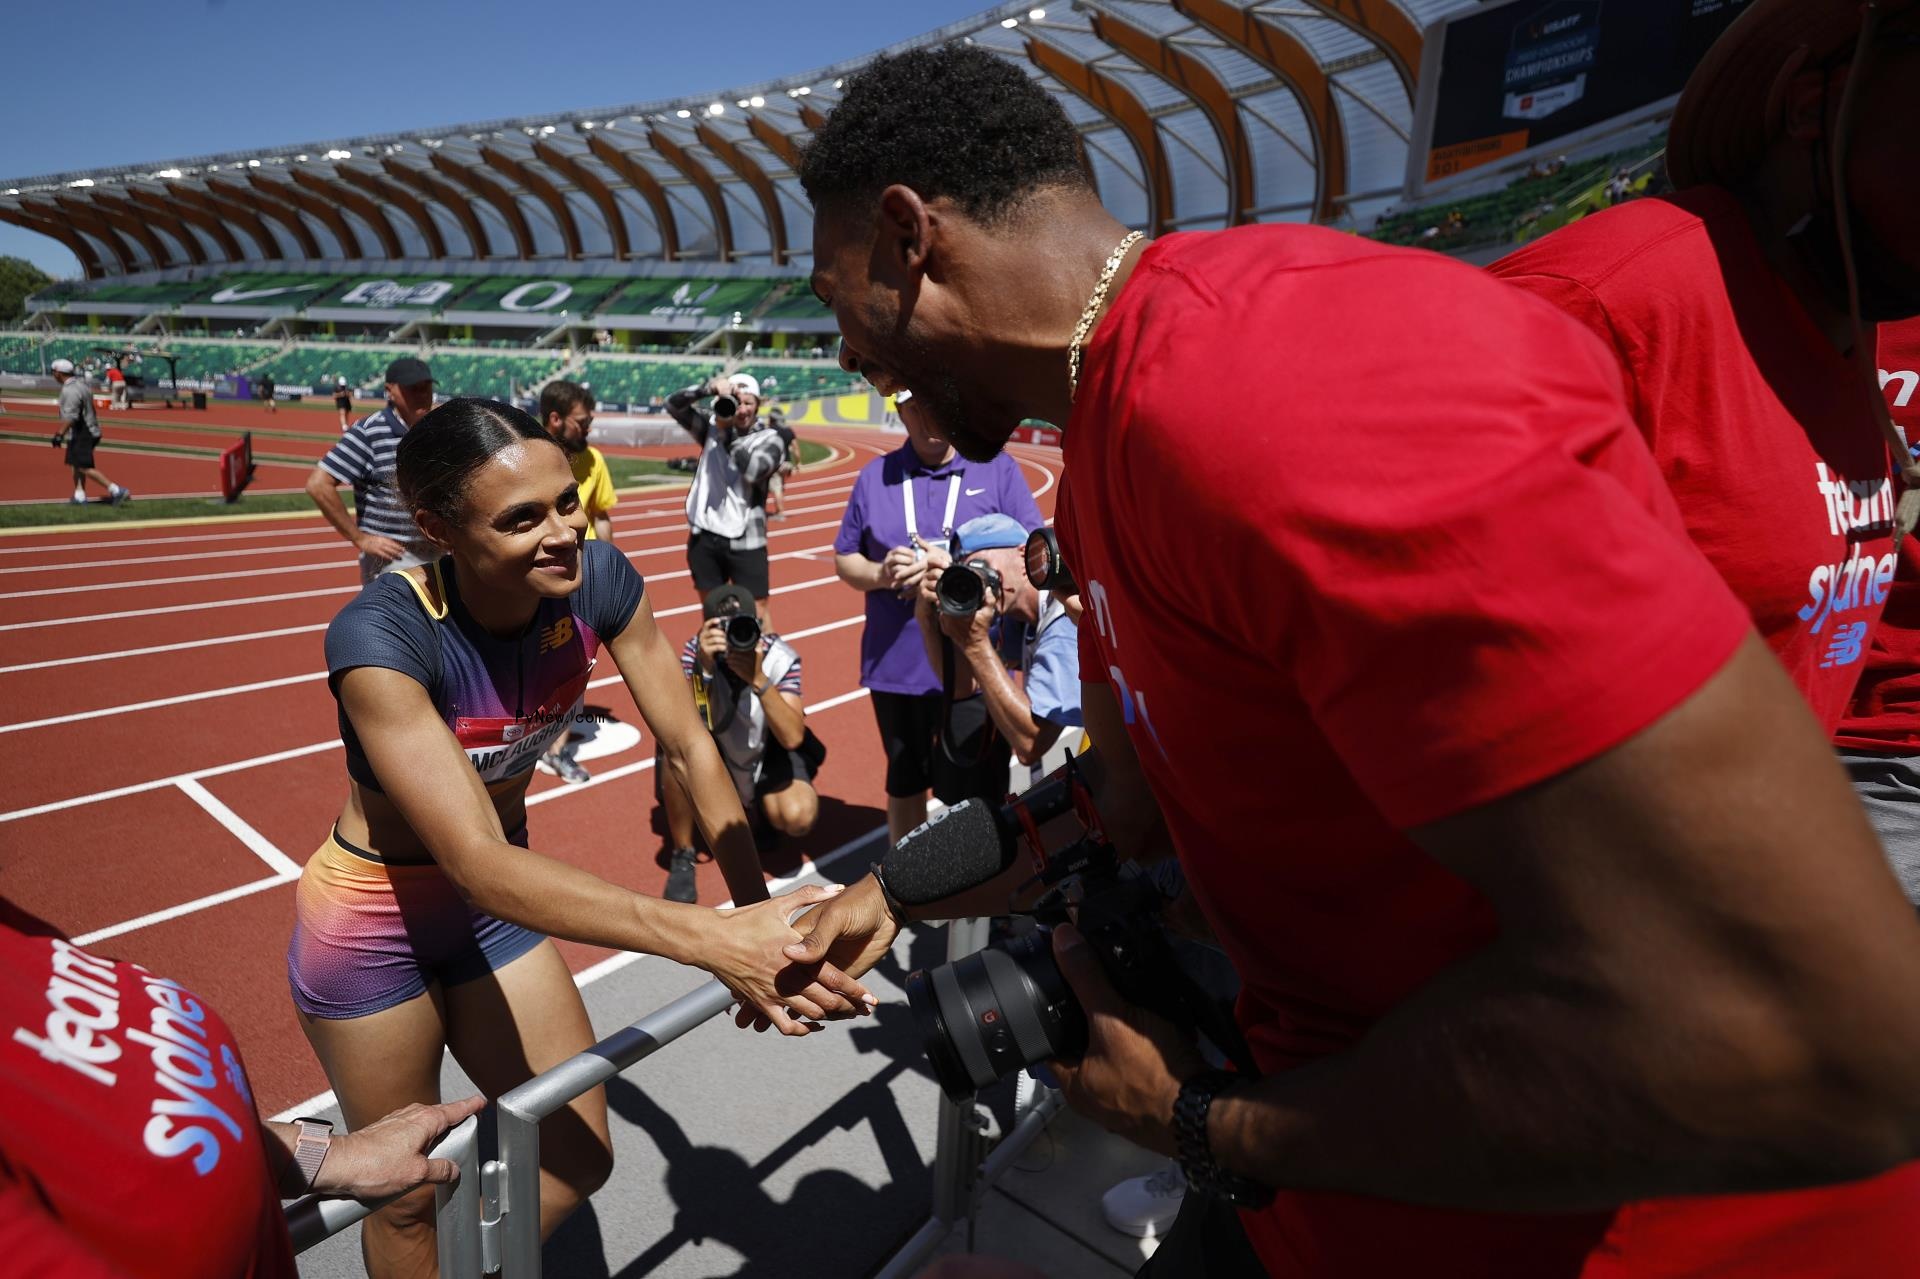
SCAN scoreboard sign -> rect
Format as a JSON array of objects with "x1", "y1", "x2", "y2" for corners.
[{"x1": 1405, "y1": 0, "x2": 1751, "y2": 195}]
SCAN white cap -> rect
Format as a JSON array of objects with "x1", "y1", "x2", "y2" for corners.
[
  {"x1": 336, "y1": 375, "x2": 347, "y2": 385},
  {"x1": 728, "y1": 372, "x2": 761, "y2": 399},
  {"x1": 49, "y1": 358, "x2": 75, "y2": 375}
]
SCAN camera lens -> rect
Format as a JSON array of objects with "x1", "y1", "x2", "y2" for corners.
[
  {"x1": 713, "y1": 394, "x2": 738, "y2": 418},
  {"x1": 936, "y1": 563, "x2": 986, "y2": 617},
  {"x1": 724, "y1": 614, "x2": 761, "y2": 652},
  {"x1": 906, "y1": 929, "x2": 1087, "y2": 1101}
]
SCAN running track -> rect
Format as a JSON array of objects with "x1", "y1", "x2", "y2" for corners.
[{"x1": 0, "y1": 403, "x2": 1061, "y2": 1120}]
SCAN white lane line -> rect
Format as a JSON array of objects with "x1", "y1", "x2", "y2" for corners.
[
  {"x1": 0, "y1": 557, "x2": 353, "y2": 601},
  {"x1": 0, "y1": 671, "x2": 330, "y2": 736},
  {"x1": 0, "y1": 540, "x2": 345, "y2": 576},
  {"x1": 266, "y1": 815, "x2": 891, "y2": 1124},
  {"x1": 0, "y1": 522, "x2": 331, "y2": 556},
  {"x1": 0, "y1": 623, "x2": 329, "y2": 675},
  {"x1": 0, "y1": 585, "x2": 357, "y2": 633},
  {"x1": 71, "y1": 871, "x2": 300, "y2": 948},
  {"x1": 0, "y1": 738, "x2": 344, "y2": 825},
  {"x1": 0, "y1": 574, "x2": 845, "y2": 727},
  {"x1": 176, "y1": 777, "x2": 302, "y2": 877}
]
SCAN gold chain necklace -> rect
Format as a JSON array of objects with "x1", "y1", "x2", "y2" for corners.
[{"x1": 1067, "y1": 230, "x2": 1144, "y2": 403}]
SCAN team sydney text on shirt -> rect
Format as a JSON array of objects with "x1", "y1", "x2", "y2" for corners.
[{"x1": 13, "y1": 938, "x2": 249, "y2": 1175}]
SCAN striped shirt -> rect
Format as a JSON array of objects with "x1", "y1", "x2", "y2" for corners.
[
  {"x1": 666, "y1": 385, "x2": 768, "y2": 551},
  {"x1": 320, "y1": 407, "x2": 421, "y2": 542},
  {"x1": 680, "y1": 630, "x2": 802, "y2": 779}
]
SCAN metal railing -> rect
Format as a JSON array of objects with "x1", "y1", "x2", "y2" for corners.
[{"x1": 285, "y1": 916, "x2": 1060, "y2": 1276}]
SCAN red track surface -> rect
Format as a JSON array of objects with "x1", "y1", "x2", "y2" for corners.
[{"x1": 0, "y1": 403, "x2": 1060, "y2": 1120}]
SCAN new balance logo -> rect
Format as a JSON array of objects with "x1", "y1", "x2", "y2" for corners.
[{"x1": 539, "y1": 617, "x2": 575, "y2": 653}]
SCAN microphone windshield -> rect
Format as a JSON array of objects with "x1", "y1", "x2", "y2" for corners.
[{"x1": 882, "y1": 800, "x2": 1015, "y2": 906}]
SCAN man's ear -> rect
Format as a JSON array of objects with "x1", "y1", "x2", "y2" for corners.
[
  {"x1": 877, "y1": 184, "x2": 935, "y2": 277},
  {"x1": 1778, "y1": 64, "x2": 1831, "y2": 145}
]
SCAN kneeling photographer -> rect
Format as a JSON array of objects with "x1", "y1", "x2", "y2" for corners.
[
  {"x1": 916, "y1": 514, "x2": 1084, "y2": 774},
  {"x1": 658, "y1": 585, "x2": 826, "y2": 903}
]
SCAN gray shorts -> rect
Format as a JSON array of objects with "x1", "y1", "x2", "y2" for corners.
[
  {"x1": 358, "y1": 540, "x2": 440, "y2": 586},
  {"x1": 1839, "y1": 750, "x2": 1920, "y2": 907}
]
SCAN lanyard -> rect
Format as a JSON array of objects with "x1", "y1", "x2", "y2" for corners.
[{"x1": 903, "y1": 468, "x2": 963, "y2": 548}]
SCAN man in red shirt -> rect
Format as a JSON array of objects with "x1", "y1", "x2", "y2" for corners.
[
  {"x1": 779, "y1": 33, "x2": 1920, "y2": 1279},
  {"x1": 1837, "y1": 319, "x2": 1920, "y2": 904},
  {"x1": 0, "y1": 904, "x2": 482, "y2": 1277}
]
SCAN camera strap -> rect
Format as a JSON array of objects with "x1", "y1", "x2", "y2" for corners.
[{"x1": 937, "y1": 635, "x2": 997, "y2": 769}]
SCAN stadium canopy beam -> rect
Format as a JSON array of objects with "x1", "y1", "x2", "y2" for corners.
[
  {"x1": 95, "y1": 188, "x2": 206, "y2": 266},
  {"x1": 696, "y1": 124, "x2": 789, "y2": 264},
  {"x1": 431, "y1": 152, "x2": 536, "y2": 259},
  {"x1": 1090, "y1": 10, "x2": 1254, "y2": 225},
  {"x1": 48, "y1": 197, "x2": 139, "y2": 274},
  {"x1": 290, "y1": 168, "x2": 402, "y2": 258},
  {"x1": 586, "y1": 134, "x2": 681, "y2": 261},
  {"x1": 336, "y1": 166, "x2": 447, "y2": 259},
  {"x1": 252, "y1": 173, "x2": 363, "y2": 259},
  {"x1": 745, "y1": 114, "x2": 802, "y2": 170},
  {"x1": 1302, "y1": 0, "x2": 1421, "y2": 93},
  {"x1": 207, "y1": 177, "x2": 320, "y2": 258},
  {"x1": 0, "y1": 203, "x2": 105, "y2": 278},
  {"x1": 382, "y1": 159, "x2": 489, "y2": 260},
  {"x1": 532, "y1": 141, "x2": 630, "y2": 260},
  {"x1": 480, "y1": 145, "x2": 582, "y2": 260},
  {"x1": 133, "y1": 185, "x2": 247, "y2": 262},
  {"x1": 1172, "y1": 0, "x2": 1348, "y2": 221},
  {"x1": 797, "y1": 103, "x2": 829, "y2": 132},
  {"x1": 1025, "y1": 39, "x2": 1175, "y2": 235},
  {"x1": 648, "y1": 129, "x2": 736, "y2": 262},
  {"x1": 74, "y1": 190, "x2": 179, "y2": 268}
]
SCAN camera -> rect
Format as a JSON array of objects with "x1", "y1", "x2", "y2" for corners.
[
  {"x1": 904, "y1": 837, "x2": 1252, "y2": 1102},
  {"x1": 724, "y1": 612, "x2": 762, "y2": 653},
  {"x1": 712, "y1": 393, "x2": 739, "y2": 418},
  {"x1": 936, "y1": 560, "x2": 1002, "y2": 618}
]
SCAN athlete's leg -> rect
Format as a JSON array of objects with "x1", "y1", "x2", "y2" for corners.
[
  {"x1": 296, "y1": 992, "x2": 451, "y2": 1279},
  {"x1": 443, "y1": 941, "x2": 613, "y2": 1240}
]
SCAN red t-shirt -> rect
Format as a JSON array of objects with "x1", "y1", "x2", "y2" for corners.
[
  {"x1": 0, "y1": 911, "x2": 295, "y2": 1277},
  {"x1": 1836, "y1": 318, "x2": 1920, "y2": 750},
  {"x1": 1491, "y1": 187, "x2": 1896, "y2": 734},
  {"x1": 1058, "y1": 223, "x2": 1916, "y2": 1276}
]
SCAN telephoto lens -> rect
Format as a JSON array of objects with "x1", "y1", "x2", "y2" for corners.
[
  {"x1": 712, "y1": 393, "x2": 739, "y2": 418},
  {"x1": 906, "y1": 928, "x2": 1087, "y2": 1101},
  {"x1": 724, "y1": 613, "x2": 762, "y2": 653}
]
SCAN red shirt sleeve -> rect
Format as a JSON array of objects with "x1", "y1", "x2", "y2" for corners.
[
  {"x1": 1105, "y1": 252, "x2": 1752, "y2": 827},
  {"x1": 0, "y1": 1171, "x2": 133, "y2": 1279}
]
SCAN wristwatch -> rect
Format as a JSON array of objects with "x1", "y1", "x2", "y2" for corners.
[
  {"x1": 292, "y1": 1117, "x2": 334, "y2": 1190},
  {"x1": 1173, "y1": 1070, "x2": 1272, "y2": 1207}
]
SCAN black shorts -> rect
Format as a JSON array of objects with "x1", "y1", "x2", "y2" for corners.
[
  {"x1": 687, "y1": 531, "x2": 770, "y2": 599},
  {"x1": 64, "y1": 431, "x2": 96, "y2": 468},
  {"x1": 869, "y1": 690, "x2": 1011, "y2": 805},
  {"x1": 753, "y1": 727, "x2": 828, "y2": 798}
]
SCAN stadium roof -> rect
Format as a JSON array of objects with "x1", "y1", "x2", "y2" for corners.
[{"x1": 2, "y1": 0, "x2": 1471, "y2": 280}]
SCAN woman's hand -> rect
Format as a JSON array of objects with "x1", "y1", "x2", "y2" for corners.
[{"x1": 704, "y1": 884, "x2": 878, "y2": 1036}]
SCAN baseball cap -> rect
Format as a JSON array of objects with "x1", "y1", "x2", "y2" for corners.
[
  {"x1": 49, "y1": 358, "x2": 75, "y2": 375},
  {"x1": 728, "y1": 372, "x2": 761, "y2": 399},
  {"x1": 336, "y1": 375, "x2": 347, "y2": 386},
  {"x1": 1667, "y1": 0, "x2": 1917, "y2": 189},
  {"x1": 385, "y1": 356, "x2": 433, "y2": 387},
  {"x1": 956, "y1": 514, "x2": 1029, "y2": 555},
  {"x1": 703, "y1": 583, "x2": 757, "y2": 620}
]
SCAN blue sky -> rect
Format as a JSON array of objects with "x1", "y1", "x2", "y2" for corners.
[{"x1": 1, "y1": 0, "x2": 990, "y2": 278}]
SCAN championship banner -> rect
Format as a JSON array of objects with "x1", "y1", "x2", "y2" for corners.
[
  {"x1": 599, "y1": 277, "x2": 781, "y2": 322},
  {"x1": 310, "y1": 275, "x2": 463, "y2": 309},
  {"x1": 1408, "y1": 0, "x2": 1751, "y2": 194}
]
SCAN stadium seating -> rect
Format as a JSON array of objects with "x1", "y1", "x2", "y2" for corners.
[
  {"x1": 428, "y1": 352, "x2": 564, "y2": 399},
  {"x1": 250, "y1": 346, "x2": 397, "y2": 393},
  {"x1": 144, "y1": 343, "x2": 274, "y2": 383},
  {"x1": 577, "y1": 359, "x2": 714, "y2": 408}
]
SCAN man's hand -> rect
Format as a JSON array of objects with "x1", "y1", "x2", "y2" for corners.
[
  {"x1": 736, "y1": 873, "x2": 902, "y2": 1031},
  {"x1": 695, "y1": 618, "x2": 729, "y2": 673},
  {"x1": 938, "y1": 598, "x2": 996, "y2": 652},
  {"x1": 354, "y1": 531, "x2": 407, "y2": 562},
  {"x1": 884, "y1": 543, "x2": 940, "y2": 600},
  {"x1": 309, "y1": 1095, "x2": 487, "y2": 1203},
  {"x1": 725, "y1": 640, "x2": 764, "y2": 687},
  {"x1": 1044, "y1": 923, "x2": 1204, "y2": 1158},
  {"x1": 705, "y1": 883, "x2": 878, "y2": 1036}
]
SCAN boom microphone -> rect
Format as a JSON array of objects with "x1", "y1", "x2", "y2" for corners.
[{"x1": 880, "y1": 768, "x2": 1079, "y2": 907}]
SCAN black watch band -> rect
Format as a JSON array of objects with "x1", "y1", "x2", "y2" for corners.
[
  {"x1": 872, "y1": 863, "x2": 912, "y2": 926},
  {"x1": 1173, "y1": 1070, "x2": 1273, "y2": 1208}
]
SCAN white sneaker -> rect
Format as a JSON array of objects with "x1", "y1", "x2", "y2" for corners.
[{"x1": 1101, "y1": 1162, "x2": 1185, "y2": 1239}]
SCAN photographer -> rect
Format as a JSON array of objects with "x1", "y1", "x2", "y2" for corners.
[
  {"x1": 667, "y1": 372, "x2": 790, "y2": 623},
  {"x1": 659, "y1": 585, "x2": 825, "y2": 904},
  {"x1": 49, "y1": 358, "x2": 128, "y2": 506},
  {"x1": 915, "y1": 514, "x2": 1081, "y2": 770}
]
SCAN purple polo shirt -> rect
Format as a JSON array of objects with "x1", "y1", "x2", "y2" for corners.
[{"x1": 834, "y1": 443, "x2": 1045, "y2": 696}]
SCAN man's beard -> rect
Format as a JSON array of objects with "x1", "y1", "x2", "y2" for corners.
[{"x1": 887, "y1": 316, "x2": 1015, "y2": 463}]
